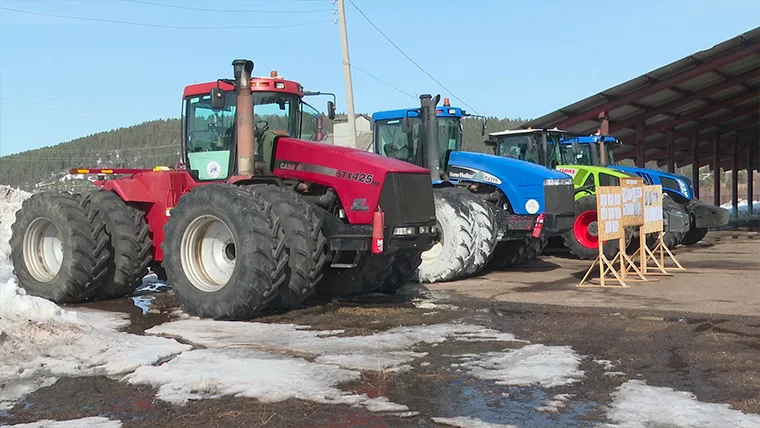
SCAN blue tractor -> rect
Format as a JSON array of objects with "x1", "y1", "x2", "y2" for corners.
[
  {"x1": 560, "y1": 134, "x2": 729, "y2": 247},
  {"x1": 371, "y1": 96, "x2": 576, "y2": 282}
]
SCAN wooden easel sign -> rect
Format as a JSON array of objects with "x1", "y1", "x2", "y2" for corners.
[
  {"x1": 620, "y1": 177, "x2": 649, "y2": 282},
  {"x1": 639, "y1": 185, "x2": 684, "y2": 274},
  {"x1": 579, "y1": 185, "x2": 632, "y2": 287}
]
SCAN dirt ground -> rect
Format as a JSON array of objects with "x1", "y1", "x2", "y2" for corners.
[{"x1": 1, "y1": 232, "x2": 758, "y2": 427}]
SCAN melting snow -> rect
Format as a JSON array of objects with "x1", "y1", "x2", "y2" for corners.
[
  {"x1": 130, "y1": 320, "x2": 526, "y2": 411},
  {"x1": 432, "y1": 416, "x2": 518, "y2": 428},
  {"x1": 455, "y1": 344, "x2": 585, "y2": 388},
  {"x1": 0, "y1": 275, "x2": 191, "y2": 410},
  {"x1": 0, "y1": 186, "x2": 30, "y2": 262},
  {"x1": 535, "y1": 393, "x2": 573, "y2": 412},
  {"x1": 603, "y1": 380, "x2": 760, "y2": 428},
  {"x1": 4, "y1": 417, "x2": 122, "y2": 427}
]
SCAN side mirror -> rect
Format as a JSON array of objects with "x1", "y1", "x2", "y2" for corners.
[
  {"x1": 483, "y1": 136, "x2": 496, "y2": 147},
  {"x1": 480, "y1": 119, "x2": 487, "y2": 136},
  {"x1": 401, "y1": 117, "x2": 412, "y2": 134},
  {"x1": 327, "y1": 101, "x2": 336, "y2": 120},
  {"x1": 210, "y1": 88, "x2": 225, "y2": 109}
]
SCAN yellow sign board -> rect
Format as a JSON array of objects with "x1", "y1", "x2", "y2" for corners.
[
  {"x1": 621, "y1": 177, "x2": 644, "y2": 226},
  {"x1": 597, "y1": 186, "x2": 623, "y2": 241}
]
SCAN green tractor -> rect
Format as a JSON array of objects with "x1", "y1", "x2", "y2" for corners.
[{"x1": 485, "y1": 128, "x2": 691, "y2": 259}]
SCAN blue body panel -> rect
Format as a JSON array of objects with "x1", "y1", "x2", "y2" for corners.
[
  {"x1": 372, "y1": 106, "x2": 572, "y2": 215},
  {"x1": 609, "y1": 165, "x2": 692, "y2": 201},
  {"x1": 372, "y1": 107, "x2": 463, "y2": 121},
  {"x1": 448, "y1": 151, "x2": 570, "y2": 215}
]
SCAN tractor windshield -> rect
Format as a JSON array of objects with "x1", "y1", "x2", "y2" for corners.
[
  {"x1": 558, "y1": 140, "x2": 617, "y2": 166},
  {"x1": 494, "y1": 133, "x2": 543, "y2": 165},
  {"x1": 438, "y1": 117, "x2": 461, "y2": 154},
  {"x1": 184, "y1": 91, "x2": 300, "y2": 180},
  {"x1": 374, "y1": 115, "x2": 460, "y2": 169}
]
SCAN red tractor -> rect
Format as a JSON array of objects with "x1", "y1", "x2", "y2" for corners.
[{"x1": 9, "y1": 59, "x2": 437, "y2": 320}]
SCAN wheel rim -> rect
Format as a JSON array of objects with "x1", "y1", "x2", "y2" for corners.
[
  {"x1": 23, "y1": 217, "x2": 64, "y2": 282},
  {"x1": 573, "y1": 210, "x2": 598, "y2": 249},
  {"x1": 180, "y1": 215, "x2": 236, "y2": 292},
  {"x1": 421, "y1": 220, "x2": 444, "y2": 262}
]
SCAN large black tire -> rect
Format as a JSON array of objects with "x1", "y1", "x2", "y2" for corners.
[
  {"x1": 80, "y1": 190, "x2": 153, "y2": 300},
  {"x1": 9, "y1": 192, "x2": 111, "y2": 303},
  {"x1": 490, "y1": 236, "x2": 543, "y2": 269},
  {"x1": 243, "y1": 185, "x2": 327, "y2": 308},
  {"x1": 316, "y1": 254, "x2": 395, "y2": 297},
  {"x1": 525, "y1": 236, "x2": 548, "y2": 261},
  {"x1": 379, "y1": 252, "x2": 422, "y2": 294},
  {"x1": 680, "y1": 226, "x2": 708, "y2": 246},
  {"x1": 662, "y1": 195, "x2": 687, "y2": 249},
  {"x1": 417, "y1": 188, "x2": 478, "y2": 283},
  {"x1": 162, "y1": 184, "x2": 287, "y2": 320},
  {"x1": 562, "y1": 195, "x2": 621, "y2": 260},
  {"x1": 463, "y1": 195, "x2": 498, "y2": 276}
]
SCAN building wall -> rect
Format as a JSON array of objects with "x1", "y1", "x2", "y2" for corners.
[{"x1": 333, "y1": 116, "x2": 371, "y2": 147}]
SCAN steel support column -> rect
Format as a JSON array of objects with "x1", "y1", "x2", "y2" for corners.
[
  {"x1": 732, "y1": 138, "x2": 739, "y2": 216},
  {"x1": 749, "y1": 141, "x2": 755, "y2": 215},
  {"x1": 692, "y1": 131, "x2": 700, "y2": 199},
  {"x1": 636, "y1": 124, "x2": 645, "y2": 167},
  {"x1": 713, "y1": 137, "x2": 720, "y2": 207},
  {"x1": 667, "y1": 131, "x2": 675, "y2": 173}
]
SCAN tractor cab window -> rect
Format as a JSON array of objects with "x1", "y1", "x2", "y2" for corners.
[
  {"x1": 495, "y1": 134, "x2": 542, "y2": 165},
  {"x1": 374, "y1": 118, "x2": 420, "y2": 164},
  {"x1": 559, "y1": 143, "x2": 593, "y2": 166},
  {"x1": 438, "y1": 117, "x2": 461, "y2": 168},
  {"x1": 253, "y1": 92, "x2": 300, "y2": 139},
  {"x1": 597, "y1": 142, "x2": 617, "y2": 165},
  {"x1": 545, "y1": 131, "x2": 564, "y2": 169},
  {"x1": 300, "y1": 102, "x2": 320, "y2": 141}
]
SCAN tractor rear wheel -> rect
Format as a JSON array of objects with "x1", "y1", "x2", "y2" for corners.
[
  {"x1": 9, "y1": 192, "x2": 111, "y2": 303},
  {"x1": 243, "y1": 185, "x2": 327, "y2": 308},
  {"x1": 162, "y1": 184, "x2": 287, "y2": 320},
  {"x1": 80, "y1": 190, "x2": 153, "y2": 300},
  {"x1": 562, "y1": 195, "x2": 621, "y2": 260},
  {"x1": 417, "y1": 188, "x2": 478, "y2": 283},
  {"x1": 316, "y1": 254, "x2": 394, "y2": 297},
  {"x1": 379, "y1": 252, "x2": 422, "y2": 294}
]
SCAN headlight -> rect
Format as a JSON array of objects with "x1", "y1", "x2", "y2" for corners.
[
  {"x1": 676, "y1": 178, "x2": 689, "y2": 198},
  {"x1": 544, "y1": 178, "x2": 573, "y2": 186},
  {"x1": 393, "y1": 227, "x2": 415, "y2": 236}
]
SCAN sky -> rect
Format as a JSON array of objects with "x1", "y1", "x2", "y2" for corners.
[{"x1": 0, "y1": 0, "x2": 758, "y2": 156}]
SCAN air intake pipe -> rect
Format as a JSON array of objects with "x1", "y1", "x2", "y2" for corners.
[{"x1": 233, "y1": 59, "x2": 255, "y2": 177}]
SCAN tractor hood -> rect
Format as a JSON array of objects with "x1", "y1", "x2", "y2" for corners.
[
  {"x1": 608, "y1": 165, "x2": 693, "y2": 201},
  {"x1": 447, "y1": 151, "x2": 570, "y2": 186},
  {"x1": 305, "y1": 140, "x2": 432, "y2": 174}
]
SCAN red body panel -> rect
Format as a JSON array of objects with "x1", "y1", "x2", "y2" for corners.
[
  {"x1": 98, "y1": 170, "x2": 202, "y2": 261},
  {"x1": 272, "y1": 138, "x2": 430, "y2": 224}
]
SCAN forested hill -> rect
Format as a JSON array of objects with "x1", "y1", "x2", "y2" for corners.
[{"x1": 0, "y1": 115, "x2": 526, "y2": 192}]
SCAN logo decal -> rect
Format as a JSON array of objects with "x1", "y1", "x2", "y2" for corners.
[
  {"x1": 207, "y1": 161, "x2": 221, "y2": 179},
  {"x1": 350, "y1": 198, "x2": 369, "y2": 211},
  {"x1": 525, "y1": 199, "x2": 540, "y2": 214},
  {"x1": 557, "y1": 167, "x2": 578, "y2": 178}
]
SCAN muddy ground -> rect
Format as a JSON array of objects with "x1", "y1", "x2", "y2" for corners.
[{"x1": 1, "y1": 231, "x2": 758, "y2": 427}]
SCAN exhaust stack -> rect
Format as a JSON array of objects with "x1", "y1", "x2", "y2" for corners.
[{"x1": 233, "y1": 59, "x2": 255, "y2": 177}]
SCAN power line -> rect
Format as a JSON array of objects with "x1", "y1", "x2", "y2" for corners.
[
  {"x1": 0, "y1": 6, "x2": 333, "y2": 30},
  {"x1": 344, "y1": 62, "x2": 417, "y2": 100},
  {"x1": 122, "y1": 0, "x2": 332, "y2": 14},
  {"x1": 346, "y1": 0, "x2": 480, "y2": 115}
]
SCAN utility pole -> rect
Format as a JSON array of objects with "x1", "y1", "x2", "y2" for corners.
[{"x1": 336, "y1": 0, "x2": 357, "y2": 148}]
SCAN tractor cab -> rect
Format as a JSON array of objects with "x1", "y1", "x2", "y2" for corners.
[
  {"x1": 181, "y1": 72, "x2": 336, "y2": 181},
  {"x1": 371, "y1": 98, "x2": 487, "y2": 173},
  {"x1": 485, "y1": 128, "x2": 566, "y2": 169},
  {"x1": 557, "y1": 134, "x2": 620, "y2": 167}
]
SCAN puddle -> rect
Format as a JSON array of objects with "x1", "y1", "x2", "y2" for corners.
[{"x1": 437, "y1": 378, "x2": 600, "y2": 427}]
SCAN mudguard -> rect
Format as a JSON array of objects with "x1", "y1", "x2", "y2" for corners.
[{"x1": 689, "y1": 200, "x2": 730, "y2": 228}]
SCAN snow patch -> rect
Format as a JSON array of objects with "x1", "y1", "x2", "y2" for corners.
[
  {"x1": 4, "y1": 417, "x2": 122, "y2": 427},
  {"x1": 432, "y1": 416, "x2": 518, "y2": 428},
  {"x1": 456, "y1": 344, "x2": 585, "y2": 388},
  {"x1": 594, "y1": 359, "x2": 615, "y2": 370},
  {"x1": 721, "y1": 199, "x2": 760, "y2": 220},
  {"x1": 535, "y1": 393, "x2": 573, "y2": 412},
  {"x1": 603, "y1": 380, "x2": 760, "y2": 428},
  {"x1": 0, "y1": 276, "x2": 191, "y2": 410},
  {"x1": 0, "y1": 186, "x2": 31, "y2": 261}
]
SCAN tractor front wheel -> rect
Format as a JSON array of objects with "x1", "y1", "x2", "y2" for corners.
[
  {"x1": 316, "y1": 254, "x2": 394, "y2": 297},
  {"x1": 162, "y1": 184, "x2": 287, "y2": 320},
  {"x1": 9, "y1": 192, "x2": 111, "y2": 303},
  {"x1": 562, "y1": 195, "x2": 621, "y2": 260},
  {"x1": 680, "y1": 226, "x2": 708, "y2": 246}
]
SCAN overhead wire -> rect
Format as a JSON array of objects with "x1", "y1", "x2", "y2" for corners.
[
  {"x1": 346, "y1": 0, "x2": 480, "y2": 115},
  {"x1": 121, "y1": 0, "x2": 333, "y2": 14},
  {"x1": 0, "y1": 6, "x2": 333, "y2": 30},
  {"x1": 344, "y1": 62, "x2": 418, "y2": 100}
]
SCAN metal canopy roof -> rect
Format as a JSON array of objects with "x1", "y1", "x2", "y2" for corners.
[{"x1": 517, "y1": 27, "x2": 760, "y2": 172}]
